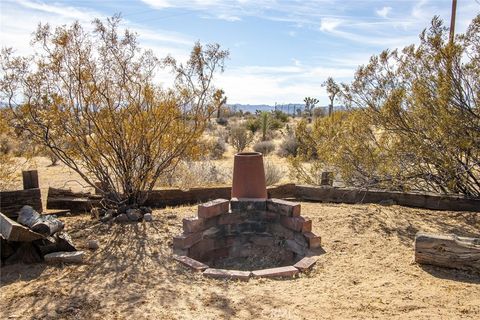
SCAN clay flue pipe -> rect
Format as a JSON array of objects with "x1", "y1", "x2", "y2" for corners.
[{"x1": 231, "y1": 152, "x2": 267, "y2": 199}]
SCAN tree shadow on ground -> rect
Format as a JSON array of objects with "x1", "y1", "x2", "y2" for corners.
[
  {"x1": 419, "y1": 264, "x2": 480, "y2": 284},
  {"x1": 349, "y1": 205, "x2": 480, "y2": 247},
  {"x1": 1, "y1": 212, "x2": 288, "y2": 319}
]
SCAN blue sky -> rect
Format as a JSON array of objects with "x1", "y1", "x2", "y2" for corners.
[{"x1": 1, "y1": 0, "x2": 479, "y2": 105}]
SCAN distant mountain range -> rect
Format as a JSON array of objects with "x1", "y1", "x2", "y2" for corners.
[{"x1": 227, "y1": 104, "x2": 345, "y2": 114}]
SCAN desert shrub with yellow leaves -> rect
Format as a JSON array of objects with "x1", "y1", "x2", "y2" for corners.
[
  {"x1": 290, "y1": 15, "x2": 480, "y2": 198},
  {"x1": 0, "y1": 15, "x2": 228, "y2": 205}
]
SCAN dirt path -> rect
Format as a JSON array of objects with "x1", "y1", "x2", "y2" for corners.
[{"x1": 1, "y1": 202, "x2": 479, "y2": 319}]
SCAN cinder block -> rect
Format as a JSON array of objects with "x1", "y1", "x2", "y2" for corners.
[
  {"x1": 218, "y1": 212, "x2": 246, "y2": 225},
  {"x1": 230, "y1": 198, "x2": 266, "y2": 212},
  {"x1": 267, "y1": 198, "x2": 301, "y2": 216}
]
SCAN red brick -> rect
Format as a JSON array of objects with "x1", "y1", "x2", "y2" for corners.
[
  {"x1": 303, "y1": 232, "x2": 321, "y2": 248},
  {"x1": 173, "y1": 232, "x2": 202, "y2": 249},
  {"x1": 198, "y1": 199, "x2": 229, "y2": 219},
  {"x1": 174, "y1": 255, "x2": 209, "y2": 271},
  {"x1": 252, "y1": 266, "x2": 299, "y2": 278},
  {"x1": 203, "y1": 268, "x2": 251, "y2": 281},
  {"x1": 302, "y1": 219, "x2": 312, "y2": 232},
  {"x1": 280, "y1": 216, "x2": 311, "y2": 232},
  {"x1": 293, "y1": 256, "x2": 318, "y2": 271},
  {"x1": 267, "y1": 199, "x2": 301, "y2": 216},
  {"x1": 183, "y1": 217, "x2": 204, "y2": 233}
]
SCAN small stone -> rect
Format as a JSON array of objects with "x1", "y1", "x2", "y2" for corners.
[
  {"x1": 203, "y1": 268, "x2": 251, "y2": 281},
  {"x1": 143, "y1": 213, "x2": 153, "y2": 222},
  {"x1": 126, "y1": 209, "x2": 143, "y2": 221},
  {"x1": 115, "y1": 213, "x2": 129, "y2": 223},
  {"x1": 44, "y1": 251, "x2": 84, "y2": 264},
  {"x1": 140, "y1": 206, "x2": 153, "y2": 214},
  {"x1": 117, "y1": 205, "x2": 128, "y2": 215},
  {"x1": 100, "y1": 213, "x2": 113, "y2": 222},
  {"x1": 87, "y1": 240, "x2": 99, "y2": 250}
]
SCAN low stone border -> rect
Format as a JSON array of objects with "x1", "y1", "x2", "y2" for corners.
[{"x1": 174, "y1": 254, "x2": 318, "y2": 281}]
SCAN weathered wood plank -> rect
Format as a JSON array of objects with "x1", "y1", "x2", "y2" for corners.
[
  {"x1": 0, "y1": 212, "x2": 44, "y2": 242},
  {"x1": 0, "y1": 188, "x2": 42, "y2": 217},
  {"x1": 46, "y1": 187, "x2": 101, "y2": 212},
  {"x1": 295, "y1": 185, "x2": 480, "y2": 212},
  {"x1": 22, "y1": 170, "x2": 39, "y2": 190},
  {"x1": 414, "y1": 232, "x2": 480, "y2": 272}
]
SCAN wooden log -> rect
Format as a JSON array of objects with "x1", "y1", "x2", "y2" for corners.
[
  {"x1": 320, "y1": 172, "x2": 333, "y2": 186},
  {"x1": 295, "y1": 185, "x2": 480, "y2": 212},
  {"x1": 36, "y1": 232, "x2": 77, "y2": 256},
  {"x1": 46, "y1": 187, "x2": 101, "y2": 212},
  {"x1": 0, "y1": 188, "x2": 42, "y2": 218},
  {"x1": 414, "y1": 232, "x2": 480, "y2": 272},
  {"x1": 22, "y1": 170, "x2": 39, "y2": 190},
  {"x1": 267, "y1": 183, "x2": 296, "y2": 199},
  {"x1": 17, "y1": 206, "x2": 64, "y2": 236},
  {"x1": 0, "y1": 212, "x2": 44, "y2": 242}
]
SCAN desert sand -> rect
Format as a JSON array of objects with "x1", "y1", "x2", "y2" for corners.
[{"x1": 1, "y1": 201, "x2": 479, "y2": 319}]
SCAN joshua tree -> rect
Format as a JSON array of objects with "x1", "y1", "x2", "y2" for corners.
[
  {"x1": 303, "y1": 97, "x2": 319, "y2": 117},
  {"x1": 322, "y1": 77, "x2": 340, "y2": 116}
]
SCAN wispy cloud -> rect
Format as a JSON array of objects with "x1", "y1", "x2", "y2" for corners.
[{"x1": 376, "y1": 6, "x2": 392, "y2": 19}]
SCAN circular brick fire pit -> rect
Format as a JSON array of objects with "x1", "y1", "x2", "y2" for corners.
[{"x1": 173, "y1": 197, "x2": 321, "y2": 281}]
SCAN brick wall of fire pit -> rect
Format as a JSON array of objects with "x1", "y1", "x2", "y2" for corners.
[{"x1": 172, "y1": 198, "x2": 321, "y2": 281}]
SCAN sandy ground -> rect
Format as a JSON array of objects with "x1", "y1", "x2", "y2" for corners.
[{"x1": 1, "y1": 202, "x2": 479, "y2": 319}]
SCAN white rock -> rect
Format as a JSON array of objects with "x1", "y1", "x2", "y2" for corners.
[
  {"x1": 44, "y1": 251, "x2": 84, "y2": 264},
  {"x1": 87, "y1": 240, "x2": 99, "y2": 250},
  {"x1": 115, "y1": 213, "x2": 129, "y2": 223},
  {"x1": 126, "y1": 209, "x2": 143, "y2": 221},
  {"x1": 143, "y1": 213, "x2": 153, "y2": 222}
]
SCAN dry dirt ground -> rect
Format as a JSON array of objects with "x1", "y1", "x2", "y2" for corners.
[{"x1": 1, "y1": 202, "x2": 479, "y2": 319}]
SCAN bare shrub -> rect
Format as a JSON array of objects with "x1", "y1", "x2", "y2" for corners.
[
  {"x1": 264, "y1": 159, "x2": 283, "y2": 186},
  {"x1": 277, "y1": 135, "x2": 298, "y2": 157},
  {"x1": 159, "y1": 160, "x2": 231, "y2": 189},
  {"x1": 253, "y1": 140, "x2": 275, "y2": 155},
  {"x1": 199, "y1": 137, "x2": 226, "y2": 160},
  {"x1": 229, "y1": 124, "x2": 253, "y2": 152}
]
